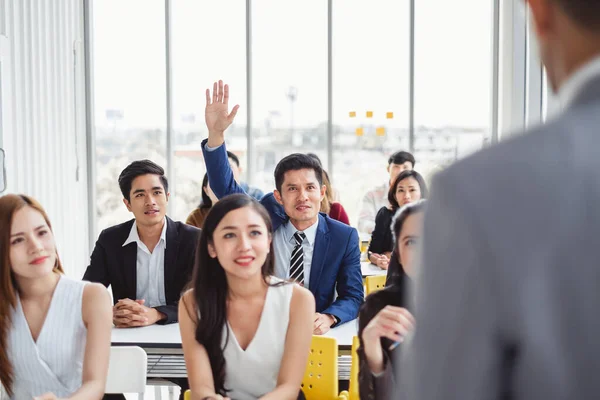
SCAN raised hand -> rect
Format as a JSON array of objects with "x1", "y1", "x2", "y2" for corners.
[{"x1": 205, "y1": 80, "x2": 239, "y2": 147}]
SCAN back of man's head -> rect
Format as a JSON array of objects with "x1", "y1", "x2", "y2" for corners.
[
  {"x1": 529, "y1": 0, "x2": 600, "y2": 92},
  {"x1": 274, "y1": 154, "x2": 323, "y2": 193},
  {"x1": 552, "y1": 0, "x2": 600, "y2": 31},
  {"x1": 388, "y1": 151, "x2": 416, "y2": 168}
]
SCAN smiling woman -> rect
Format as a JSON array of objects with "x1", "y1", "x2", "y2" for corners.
[
  {"x1": 179, "y1": 194, "x2": 315, "y2": 400},
  {"x1": 0, "y1": 194, "x2": 112, "y2": 400}
]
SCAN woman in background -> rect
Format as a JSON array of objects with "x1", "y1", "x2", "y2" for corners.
[
  {"x1": 306, "y1": 153, "x2": 350, "y2": 225},
  {"x1": 368, "y1": 170, "x2": 428, "y2": 270},
  {"x1": 358, "y1": 200, "x2": 426, "y2": 399},
  {"x1": 0, "y1": 194, "x2": 112, "y2": 399},
  {"x1": 186, "y1": 173, "x2": 219, "y2": 228},
  {"x1": 179, "y1": 194, "x2": 314, "y2": 400}
]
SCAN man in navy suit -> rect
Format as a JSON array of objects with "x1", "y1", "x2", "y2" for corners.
[{"x1": 202, "y1": 80, "x2": 363, "y2": 334}]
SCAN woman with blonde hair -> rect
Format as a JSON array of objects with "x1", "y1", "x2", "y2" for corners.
[{"x1": 0, "y1": 194, "x2": 112, "y2": 399}]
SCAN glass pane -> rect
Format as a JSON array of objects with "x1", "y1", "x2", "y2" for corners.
[
  {"x1": 251, "y1": 0, "x2": 328, "y2": 191},
  {"x1": 332, "y1": 0, "x2": 410, "y2": 228},
  {"x1": 93, "y1": 0, "x2": 167, "y2": 234},
  {"x1": 172, "y1": 0, "x2": 246, "y2": 222},
  {"x1": 414, "y1": 0, "x2": 492, "y2": 169}
]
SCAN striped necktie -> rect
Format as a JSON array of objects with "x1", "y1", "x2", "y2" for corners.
[{"x1": 289, "y1": 231, "x2": 306, "y2": 285}]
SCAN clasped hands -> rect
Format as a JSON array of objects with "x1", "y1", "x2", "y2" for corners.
[{"x1": 113, "y1": 298, "x2": 165, "y2": 328}]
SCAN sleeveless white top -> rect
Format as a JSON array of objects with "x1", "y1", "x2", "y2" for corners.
[
  {"x1": 7, "y1": 276, "x2": 88, "y2": 399},
  {"x1": 222, "y1": 279, "x2": 294, "y2": 400}
]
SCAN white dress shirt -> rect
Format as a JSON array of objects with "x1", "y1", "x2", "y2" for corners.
[
  {"x1": 558, "y1": 54, "x2": 600, "y2": 110},
  {"x1": 122, "y1": 218, "x2": 167, "y2": 308},
  {"x1": 273, "y1": 218, "x2": 319, "y2": 289}
]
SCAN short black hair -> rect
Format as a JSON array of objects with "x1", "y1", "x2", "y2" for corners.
[
  {"x1": 306, "y1": 153, "x2": 323, "y2": 166},
  {"x1": 554, "y1": 1, "x2": 600, "y2": 31},
  {"x1": 274, "y1": 153, "x2": 323, "y2": 193},
  {"x1": 118, "y1": 160, "x2": 169, "y2": 201},
  {"x1": 388, "y1": 151, "x2": 415, "y2": 168},
  {"x1": 226, "y1": 151, "x2": 240, "y2": 167},
  {"x1": 388, "y1": 170, "x2": 428, "y2": 211}
]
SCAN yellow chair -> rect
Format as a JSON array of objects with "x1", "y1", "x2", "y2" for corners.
[
  {"x1": 339, "y1": 335, "x2": 360, "y2": 400},
  {"x1": 302, "y1": 336, "x2": 347, "y2": 400},
  {"x1": 184, "y1": 390, "x2": 190, "y2": 400},
  {"x1": 365, "y1": 275, "x2": 386, "y2": 296}
]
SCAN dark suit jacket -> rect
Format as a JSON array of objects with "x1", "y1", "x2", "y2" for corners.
[
  {"x1": 202, "y1": 139, "x2": 364, "y2": 323},
  {"x1": 83, "y1": 217, "x2": 201, "y2": 324}
]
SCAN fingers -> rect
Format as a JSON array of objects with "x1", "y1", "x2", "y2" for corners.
[
  {"x1": 228, "y1": 104, "x2": 240, "y2": 122},
  {"x1": 212, "y1": 81, "x2": 218, "y2": 104},
  {"x1": 223, "y1": 83, "x2": 230, "y2": 105},
  {"x1": 206, "y1": 88, "x2": 211, "y2": 106},
  {"x1": 114, "y1": 308, "x2": 147, "y2": 320},
  {"x1": 218, "y1": 80, "x2": 224, "y2": 103}
]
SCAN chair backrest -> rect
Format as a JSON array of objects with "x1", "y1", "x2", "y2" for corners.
[
  {"x1": 348, "y1": 336, "x2": 360, "y2": 400},
  {"x1": 302, "y1": 336, "x2": 339, "y2": 400},
  {"x1": 105, "y1": 346, "x2": 147, "y2": 395},
  {"x1": 365, "y1": 275, "x2": 386, "y2": 296}
]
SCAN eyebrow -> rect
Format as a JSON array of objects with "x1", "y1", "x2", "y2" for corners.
[
  {"x1": 219, "y1": 224, "x2": 263, "y2": 231},
  {"x1": 401, "y1": 235, "x2": 418, "y2": 241},
  {"x1": 10, "y1": 225, "x2": 47, "y2": 238},
  {"x1": 132, "y1": 186, "x2": 163, "y2": 194}
]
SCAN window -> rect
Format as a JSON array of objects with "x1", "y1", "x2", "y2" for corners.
[
  {"x1": 414, "y1": 0, "x2": 492, "y2": 170},
  {"x1": 251, "y1": 0, "x2": 328, "y2": 191},
  {"x1": 171, "y1": 0, "x2": 246, "y2": 221},
  {"x1": 332, "y1": 0, "x2": 410, "y2": 225},
  {"x1": 92, "y1": 0, "x2": 166, "y2": 233}
]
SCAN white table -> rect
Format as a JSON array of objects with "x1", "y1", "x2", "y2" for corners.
[
  {"x1": 111, "y1": 319, "x2": 358, "y2": 379},
  {"x1": 361, "y1": 261, "x2": 388, "y2": 277}
]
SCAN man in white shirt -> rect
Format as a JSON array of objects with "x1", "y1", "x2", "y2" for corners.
[
  {"x1": 84, "y1": 160, "x2": 199, "y2": 399},
  {"x1": 403, "y1": 1, "x2": 600, "y2": 399},
  {"x1": 358, "y1": 151, "x2": 415, "y2": 235}
]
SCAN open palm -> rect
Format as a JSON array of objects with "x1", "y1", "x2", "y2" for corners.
[{"x1": 205, "y1": 80, "x2": 239, "y2": 134}]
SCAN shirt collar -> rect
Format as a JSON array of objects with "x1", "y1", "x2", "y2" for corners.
[
  {"x1": 558, "y1": 54, "x2": 600, "y2": 110},
  {"x1": 283, "y1": 216, "x2": 319, "y2": 246},
  {"x1": 123, "y1": 218, "x2": 168, "y2": 247}
]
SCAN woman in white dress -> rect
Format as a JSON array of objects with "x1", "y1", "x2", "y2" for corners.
[
  {"x1": 179, "y1": 194, "x2": 315, "y2": 400},
  {"x1": 0, "y1": 194, "x2": 112, "y2": 399}
]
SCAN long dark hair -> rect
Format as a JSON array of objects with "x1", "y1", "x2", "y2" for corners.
[
  {"x1": 0, "y1": 194, "x2": 64, "y2": 396},
  {"x1": 388, "y1": 170, "x2": 429, "y2": 211},
  {"x1": 198, "y1": 173, "x2": 213, "y2": 209},
  {"x1": 190, "y1": 194, "x2": 275, "y2": 396}
]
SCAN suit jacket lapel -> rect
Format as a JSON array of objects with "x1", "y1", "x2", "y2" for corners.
[
  {"x1": 122, "y1": 242, "x2": 137, "y2": 299},
  {"x1": 309, "y1": 214, "x2": 330, "y2": 291},
  {"x1": 164, "y1": 217, "x2": 180, "y2": 302}
]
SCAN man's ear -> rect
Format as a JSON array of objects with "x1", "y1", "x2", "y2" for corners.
[
  {"x1": 273, "y1": 190, "x2": 284, "y2": 205},
  {"x1": 166, "y1": 192, "x2": 170, "y2": 202},
  {"x1": 123, "y1": 198, "x2": 132, "y2": 212},
  {"x1": 320, "y1": 185, "x2": 327, "y2": 201},
  {"x1": 207, "y1": 242, "x2": 217, "y2": 258}
]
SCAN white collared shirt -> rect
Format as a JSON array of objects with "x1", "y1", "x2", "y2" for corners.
[
  {"x1": 273, "y1": 218, "x2": 319, "y2": 289},
  {"x1": 558, "y1": 54, "x2": 600, "y2": 110},
  {"x1": 122, "y1": 218, "x2": 167, "y2": 308}
]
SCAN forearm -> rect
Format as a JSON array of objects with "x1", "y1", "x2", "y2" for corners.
[
  {"x1": 259, "y1": 384, "x2": 302, "y2": 400},
  {"x1": 68, "y1": 380, "x2": 105, "y2": 400},
  {"x1": 190, "y1": 386, "x2": 224, "y2": 400},
  {"x1": 207, "y1": 130, "x2": 225, "y2": 148}
]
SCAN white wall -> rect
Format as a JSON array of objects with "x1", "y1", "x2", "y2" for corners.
[{"x1": 0, "y1": 0, "x2": 90, "y2": 278}]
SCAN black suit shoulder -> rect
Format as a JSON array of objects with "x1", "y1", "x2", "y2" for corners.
[{"x1": 97, "y1": 219, "x2": 135, "y2": 246}]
